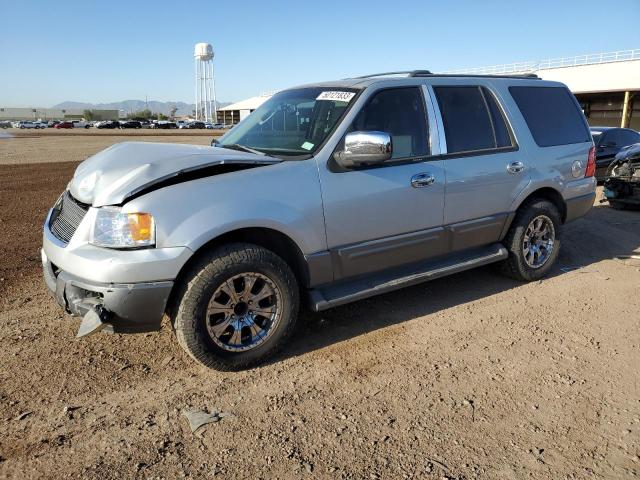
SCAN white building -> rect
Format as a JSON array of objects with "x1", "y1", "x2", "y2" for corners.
[
  {"x1": 217, "y1": 94, "x2": 272, "y2": 125},
  {"x1": 445, "y1": 49, "x2": 640, "y2": 129}
]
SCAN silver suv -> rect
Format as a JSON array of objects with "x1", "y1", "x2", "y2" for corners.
[{"x1": 42, "y1": 71, "x2": 597, "y2": 370}]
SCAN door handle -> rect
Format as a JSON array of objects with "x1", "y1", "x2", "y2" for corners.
[
  {"x1": 411, "y1": 172, "x2": 435, "y2": 188},
  {"x1": 507, "y1": 161, "x2": 525, "y2": 174}
]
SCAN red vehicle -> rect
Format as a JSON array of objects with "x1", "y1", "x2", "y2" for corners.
[{"x1": 54, "y1": 121, "x2": 74, "y2": 129}]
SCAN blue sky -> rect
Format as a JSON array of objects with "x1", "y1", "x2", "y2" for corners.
[{"x1": 1, "y1": 0, "x2": 638, "y2": 107}]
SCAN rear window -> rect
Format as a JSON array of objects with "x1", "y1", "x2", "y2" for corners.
[
  {"x1": 509, "y1": 86, "x2": 590, "y2": 147},
  {"x1": 434, "y1": 86, "x2": 513, "y2": 154}
]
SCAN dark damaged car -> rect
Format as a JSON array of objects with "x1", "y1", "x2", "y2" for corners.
[{"x1": 603, "y1": 143, "x2": 640, "y2": 209}]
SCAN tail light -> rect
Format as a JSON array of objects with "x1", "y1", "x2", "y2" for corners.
[{"x1": 585, "y1": 146, "x2": 596, "y2": 178}]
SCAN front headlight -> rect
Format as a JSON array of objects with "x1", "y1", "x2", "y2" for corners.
[{"x1": 90, "y1": 207, "x2": 155, "y2": 248}]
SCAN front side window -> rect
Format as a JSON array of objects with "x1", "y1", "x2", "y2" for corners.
[
  {"x1": 351, "y1": 87, "x2": 429, "y2": 159},
  {"x1": 217, "y1": 87, "x2": 359, "y2": 157},
  {"x1": 433, "y1": 86, "x2": 513, "y2": 154}
]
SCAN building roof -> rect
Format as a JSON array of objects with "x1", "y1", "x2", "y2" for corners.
[
  {"x1": 219, "y1": 95, "x2": 271, "y2": 112},
  {"x1": 443, "y1": 49, "x2": 640, "y2": 94}
]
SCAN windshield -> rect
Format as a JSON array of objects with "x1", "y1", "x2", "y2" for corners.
[{"x1": 217, "y1": 87, "x2": 359, "y2": 157}]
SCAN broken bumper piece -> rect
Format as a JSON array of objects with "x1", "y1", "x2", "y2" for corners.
[{"x1": 42, "y1": 250, "x2": 173, "y2": 334}]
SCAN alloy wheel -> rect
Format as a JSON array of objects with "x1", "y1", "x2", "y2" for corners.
[
  {"x1": 522, "y1": 214, "x2": 555, "y2": 268},
  {"x1": 206, "y1": 272, "x2": 282, "y2": 352}
]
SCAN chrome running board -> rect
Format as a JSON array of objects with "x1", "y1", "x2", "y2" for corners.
[{"x1": 309, "y1": 243, "x2": 508, "y2": 312}]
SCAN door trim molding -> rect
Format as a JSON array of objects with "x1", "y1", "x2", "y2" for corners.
[{"x1": 308, "y1": 212, "x2": 512, "y2": 284}]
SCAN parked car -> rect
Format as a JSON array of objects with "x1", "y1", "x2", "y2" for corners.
[
  {"x1": 96, "y1": 120, "x2": 120, "y2": 129},
  {"x1": 119, "y1": 120, "x2": 142, "y2": 129},
  {"x1": 17, "y1": 121, "x2": 47, "y2": 129},
  {"x1": 0, "y1": 121, "x2": 12, "y2": 128},
  {"x1": 590, "y1": 127, "x2": 640, "y2": 180},
  {"x1": 33, "y1": 121, "x2": 48, "y2": 129},
  {"x1": 48, "y1": 120, "x2": 61, "y2": 128},
  {"x1": 53, "y1": 121, "x2": 74, "y2": 129},
  {"x1": 42, "y1": 72, "x2": 596, "y2": 370},
  {"x1": 184, "y1": 121, "x2": 206, "y2": 129},
  {"x1": 151, "y1": 121, "x2": 177, "y2": 129},
  {"x1": 603, "y1": 143, "x2": 640, "y2": 210},
  {"x1": 72, "y1": 120, "x2": 91, "y2": 129},
  {"x1": 176, "y1": 120, "x2": 189, "y2": 129}
]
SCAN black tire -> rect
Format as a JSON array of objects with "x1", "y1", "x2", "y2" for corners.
[
  {"x1": 171, "y1": 243, "x2": 300, "y2": 370},
  {"x1": 499, "y1": 199, "x2": 561, "y2": 281}
]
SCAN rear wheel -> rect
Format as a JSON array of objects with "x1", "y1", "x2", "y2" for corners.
[
  {"x1": 172, "y1": 243, "x2": 300, "y2": 370},
  {"x1": 499, "y1": 199, "x2": 561, "y2": 281}
]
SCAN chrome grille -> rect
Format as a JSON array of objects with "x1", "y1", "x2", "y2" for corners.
[{"x1": 49, "y1": 191, "x2": 89, "y2": 244}]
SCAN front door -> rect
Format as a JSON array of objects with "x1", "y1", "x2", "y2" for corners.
[{"x1": 318, "y1": 86, "x2": 446, "y2": 280}]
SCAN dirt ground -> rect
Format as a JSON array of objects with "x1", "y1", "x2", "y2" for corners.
[
  {"x1": 0, "y1": 133, "x2": 639, "y2": 479},
  {"x1": 0, "y1": 129, "x2": 217, "y2": 165}
]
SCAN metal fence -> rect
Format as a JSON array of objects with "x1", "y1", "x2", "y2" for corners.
[{"x1": 443, "y1": 49, "x2": 640, "y2": 75}]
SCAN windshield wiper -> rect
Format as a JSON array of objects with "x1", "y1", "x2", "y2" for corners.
[{"x1": 218, "y1": 143, "x2": 269, "y2": 156}]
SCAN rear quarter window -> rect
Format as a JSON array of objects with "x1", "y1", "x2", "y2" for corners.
[{"x1": 509, "y1": 86, "x2": 591, "y2": 147}]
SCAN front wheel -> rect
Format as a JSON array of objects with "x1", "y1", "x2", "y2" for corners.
[
  {"x1": 499, "y1": 199, "x2": 561, "y2": 281},
  {"x1": 172, "y1": 243, "x2": 300, "y2": 370}
]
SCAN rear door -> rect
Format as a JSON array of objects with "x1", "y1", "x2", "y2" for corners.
[
  {"x1": 318, "y1": 85, "x2": 446, "y2": 280},
  {"x1": 429, "y1": 83, "x2": 528, "y2": 252}
]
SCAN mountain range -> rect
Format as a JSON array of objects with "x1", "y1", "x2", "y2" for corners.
[{"x1": 52, "y1": 99, "x2": 231, "y2": 116}]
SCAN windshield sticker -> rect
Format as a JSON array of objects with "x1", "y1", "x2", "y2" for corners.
[
  {"x1": 301, "y1": 141, "x2": 314, "y2": 151},
  {"x1": 316, "y1": 91, "x2": 356, "y2": 103}
]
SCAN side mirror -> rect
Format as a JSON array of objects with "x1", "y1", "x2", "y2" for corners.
[
  {"x1": 334, "y1": 131, "x2": 392, "y2": 168},
  {"x1": 211, "y1": 138, "x2": 218, "y2": 146}
]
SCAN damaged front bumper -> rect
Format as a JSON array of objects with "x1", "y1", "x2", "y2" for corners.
[
  {"x1": 42, "y1": 250, "x2": 173, "y2": 334},
  {"x1": 41, "y1": 207, "x2": 191, "y2": 335}
]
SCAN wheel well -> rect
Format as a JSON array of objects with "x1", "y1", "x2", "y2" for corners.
[
  {"x1": 518, "y1": 187, "x2": 567, "y2": 223},
  {"x1": 175, "y1": 227, "x2": 309, "y2": 291}
]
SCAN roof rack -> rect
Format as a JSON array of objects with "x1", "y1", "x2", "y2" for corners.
[
  {"x1": 417, "y1": 73, "x2": 541, "y2": 79},
  {"x1": 353, "y1": 70, "x2": 433, "y2": 79},
  {"x1": 352, "y1": 71, "x2": 540, "y2": 80}
]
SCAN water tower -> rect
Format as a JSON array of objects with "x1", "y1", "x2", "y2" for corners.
[{"x1": 194, "y1": 43, "x2": 217, "y2": 122}]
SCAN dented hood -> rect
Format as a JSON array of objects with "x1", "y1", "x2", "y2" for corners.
[{"x1": 69, "y1": 142, "x2": 280, "y2": 206}]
